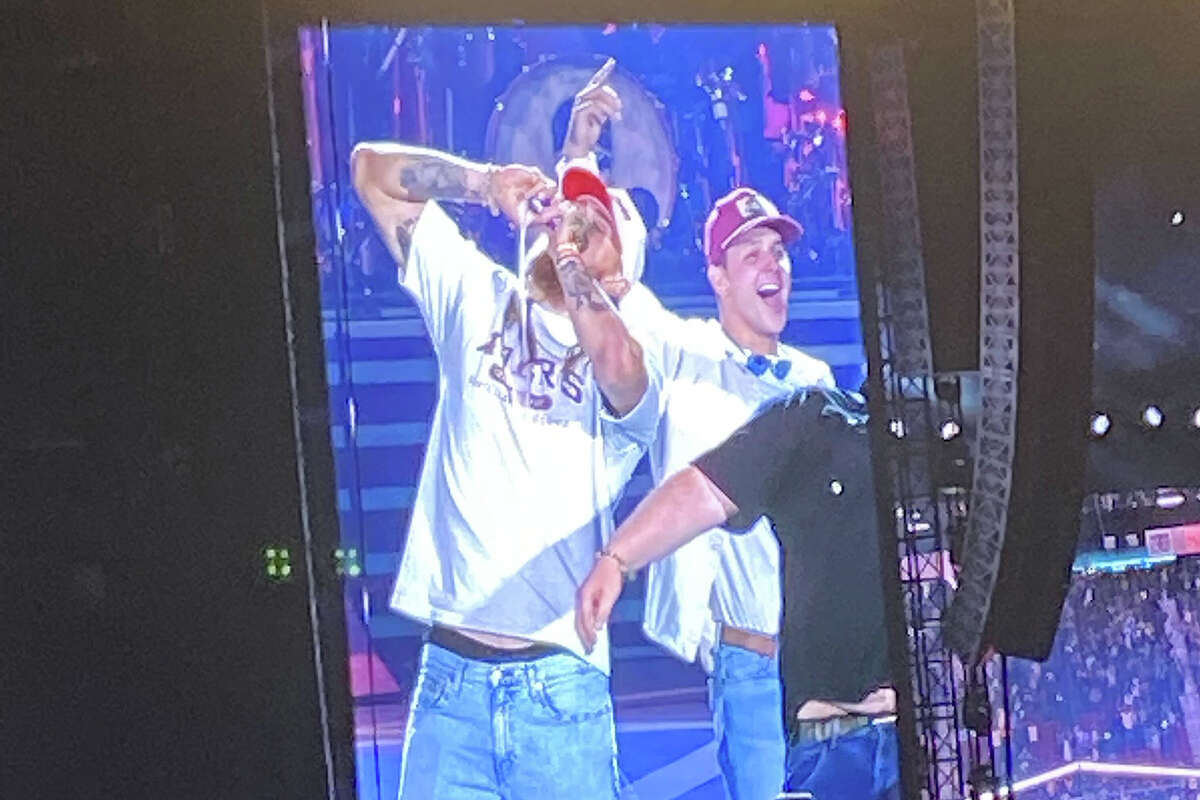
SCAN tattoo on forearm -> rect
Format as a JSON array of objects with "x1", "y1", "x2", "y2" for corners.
[
  {"x1": 397, "y1": 157, "x2": 488, "y2": 204},
  {"x1": 557, "y1": 258, "x2": 609, "y2": 312},
  {"x1": 392, "y1": 216, "x2": 417, "y2": 276}
]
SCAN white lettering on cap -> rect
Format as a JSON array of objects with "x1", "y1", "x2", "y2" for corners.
[{"x1": 735, "y1": 192, "x2": 777, "y2": 220}]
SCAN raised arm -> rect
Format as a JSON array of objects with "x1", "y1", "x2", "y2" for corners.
[
  {"x1": 561, "y1": 58, "x2": 623, "y2": 161},
  {"x1": 543, "y1": 58, "x2": 647, "y2": 416},
  {"x1": 350, "y1": 142, "x2": 552, "y2": 275},
  {"x1": 575, "y1": 465, "x2": 737, "y2": 651},
  {"x1": 549, "y1": 207, "x2": 649, "y2": 416}
]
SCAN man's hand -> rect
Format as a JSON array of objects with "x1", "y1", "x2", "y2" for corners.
[
  {"x1": 562, "y1": 58, "x2": 623, "y2": 160},
  {"x1": 575, "y1": 556, "x2": 625, "y2": 653},
  {"x1": 550, "y1": 198, "x2": 628, "y2": 303},
  {"x1": 488, "y1": 164, "x2": 555, "y2": 226}
]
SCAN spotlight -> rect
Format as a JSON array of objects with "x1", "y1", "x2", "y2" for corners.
[
  {"x1": 1192, "y1": 408, "x2": 1200, "y2": 429},
  {"x1": 1170, "y1": 210, "x2": 1185, "y2": 226},
  {"x1": 829, "y1": 480, "x2": 844, "y2": 496},
  {"x1": 1090, "y1": 413, "x2": 1112, "y2": 437},
  {"x1": 1142, "y1": 405, "x2": 1164, "y2": 428},
  {"x1": 940, "y1": 420, "x2": 962, "y2": 440},
  {"x1": 1156, "y1": 489, "x2": 1186, "y2": 510},
  {"x1": 889, "y1": 419, "x2": 906, "y2": 438}
]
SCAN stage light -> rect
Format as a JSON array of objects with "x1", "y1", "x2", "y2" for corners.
[
  {"x1": 1171, "y1": 210, "x2": 1185, "y2": 226},
  {"x1": 798, "y1": 89, "x2": 815, "y2": 102},
  {"x1": 1027, "y1": 760, "x2": 1200, "y2": 789},
  {"x1": 1156, "y1": 489, "x2": 1186, "y2": 509},
  {"x1": 265, "y1": 547, "x2": 293, "y2": 580},
  {"x1": 1142, "y1": 405, "x2": 1164, "y2": 428},
  {"x1": 829, "y1": 480, "x2": 844, "y2": 496},
  {"x1": 940, "y1": 420, "x2": 962, "y2": 440},
  {"x1": 1191, "y1": 408, "x2": 1200, "y2": 429},
  {"x1": 1091, "y1": 413, "x2": 1112, "y2": 437},
  {"x1": 889, "y1": 419, "x2": 906, "y2": 438},
  {"x1": 335, "y1": 547, "x2": 363, "y2": 577}
]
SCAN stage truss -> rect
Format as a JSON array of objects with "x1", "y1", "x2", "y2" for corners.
[
  {"x1": 945, "y1": 0, "x2": 1022, "y2": 668},
  {"x1": 866, "y1": 14, "x2": 1019, "y2": 794}
]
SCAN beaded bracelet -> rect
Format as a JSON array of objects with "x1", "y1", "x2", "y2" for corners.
[{"x1": 596, "y1": 548, "x2": 633, "y2": 579}]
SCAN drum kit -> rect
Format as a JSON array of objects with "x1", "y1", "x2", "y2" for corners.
[{"x1": 315, "y1": 25, "x2": 853, "y2": 304}]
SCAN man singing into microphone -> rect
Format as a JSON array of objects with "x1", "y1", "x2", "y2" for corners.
[{"x1": 352, "y1": 59, "x2": 659, "y2": 800}]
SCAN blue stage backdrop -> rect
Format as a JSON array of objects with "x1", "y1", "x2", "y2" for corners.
[{"x1": 300, "y1": 23, "x2": 865, "y2": 799}]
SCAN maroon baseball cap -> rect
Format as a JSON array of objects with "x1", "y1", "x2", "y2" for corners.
[
  {"x1": 703, "y1": 187, "x2": 803, "y2": 265},
  {"x1": 562, "y1": 166, "x2": 621, "y2": 249}
]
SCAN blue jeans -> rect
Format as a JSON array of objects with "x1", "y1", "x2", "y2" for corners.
[
  {"x1": 397, "y1": 642, "x2": 620, "y2": 800},
  {"x1": 784, "y1": 721, "x2": 900, "y2": 800},
  {"x1": 709, "y1": 642, "x2": 787, "y2": 800}
]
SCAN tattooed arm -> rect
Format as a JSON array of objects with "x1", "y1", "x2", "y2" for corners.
[
  {"x1": 551, "y1": 201, "x2": 648, "y2": 417},
  {"x1": 350, "y1": 143, "x2": 552, "y2": 276}
]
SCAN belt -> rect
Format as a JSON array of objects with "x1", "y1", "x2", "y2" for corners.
[
  {"x1": 792, "y1": 714, "x2": 892, "y2": 745},
  {"x1": 428, "y1": 626, "x2": 561, "y2": 663},
  {"x1": 720, "y1": 624, "x2": 778, "y2": 658}
]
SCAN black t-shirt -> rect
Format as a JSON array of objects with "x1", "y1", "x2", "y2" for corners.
[{"x1": 694, "y1": 388, "x2": 892, "y2": 720}]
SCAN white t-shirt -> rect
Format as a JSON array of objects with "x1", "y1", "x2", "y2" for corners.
[
  {"x1": 627, "y1": 293, "x2": 834, "y2": 672},
  {"x1": 388, "y1": 202, "x2": 661, "y2": 674}
]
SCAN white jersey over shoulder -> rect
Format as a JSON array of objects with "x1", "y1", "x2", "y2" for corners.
[
  {"x1": 388, "y1": 201, "x2": 660, "y2": 674},
  {"x1": 628, "y1": 293, "x2": 834, "y2": 672}
]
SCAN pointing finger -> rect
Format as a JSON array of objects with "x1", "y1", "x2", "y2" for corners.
[{"x1": 586, "y1": 57, "x2": 616, "y2": 89}]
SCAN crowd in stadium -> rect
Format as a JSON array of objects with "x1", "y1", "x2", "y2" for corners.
[{"x1": 1002, "y1": 557, "x2": 1200, "y2": 781}]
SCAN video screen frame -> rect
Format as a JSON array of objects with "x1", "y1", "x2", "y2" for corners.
[{"x1": 261, "y1": 5, "x2": 916, "y2": 799}]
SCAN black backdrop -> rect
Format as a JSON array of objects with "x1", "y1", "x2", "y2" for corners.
[{"x1": 5, "y1": 1, "x2": 1199, "y2": 797}]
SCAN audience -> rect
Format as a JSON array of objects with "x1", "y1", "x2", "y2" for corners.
[{"x1": 998, "y1": 557, "x2": 1200, "y2": 783}]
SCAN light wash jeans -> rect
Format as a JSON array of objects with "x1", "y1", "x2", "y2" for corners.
[
  {"x1": 783, "y1": 721, "x2": 900, "y2": 800},
  {"x1": 709, "y1": 642, "x2": 787, "y2": 800},
  {"x1": 397, "y1": 642, "x2": 620, "y2": 800}
]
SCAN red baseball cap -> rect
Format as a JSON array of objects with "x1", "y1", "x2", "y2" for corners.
[
  {"x1": 703, "y1": 187, "x2": 803, "y2": 266},
  {"x1": 562, "y1": 166, "x2": 621, "y2": 249}
]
